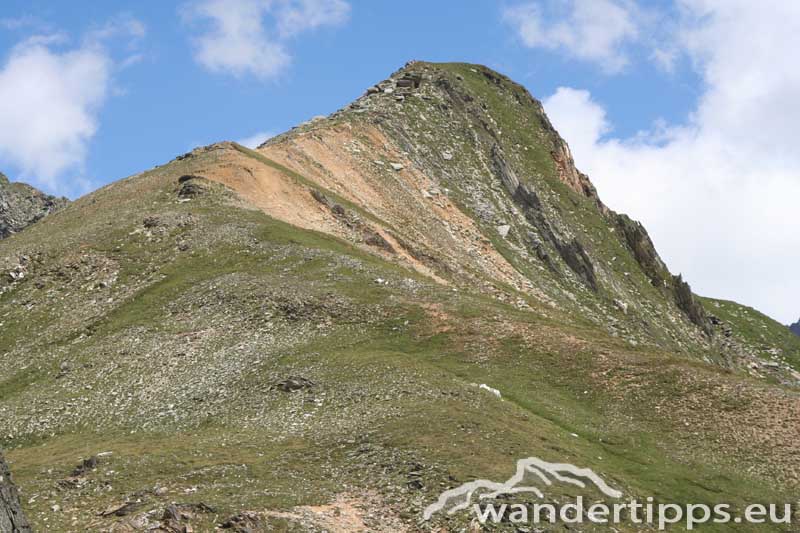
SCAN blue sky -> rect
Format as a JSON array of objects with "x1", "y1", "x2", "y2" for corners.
[
  {"x1": 0, "y1": 0, "x2": 798, "y2": 324},
  {"x1": 0, "y1": 0, "x2": 698, "y2": 193}
]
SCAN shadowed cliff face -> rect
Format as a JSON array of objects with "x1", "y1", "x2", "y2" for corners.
[
  {"x1": 0, "y1": 453, "x2": 31, "y2": 533},
  {"x1": 0, "y1": 173, "x2": 68, "y2": 239},
  {"x1": 791, "y1": 319, "x2": 800, "y2": 336}
]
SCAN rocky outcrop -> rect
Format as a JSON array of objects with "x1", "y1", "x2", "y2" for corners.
[
  {"x1": 0, "y1": 452, "x2": 31, "y2": 533},
  {"x1": 0, "y1": 172, "x2": 68, "y2": 239},
  {"x1": 672, "y1": 274, "x2": 710, "y2": 334},
  {"x1": 615, "y1": 214, "x2": 668, "y2": 287},
  {"x1": 790, "y1": 319, "x2": 800, "y2": 337},
  {"x1": 492, "y1": 144, "x2": 598, "y2": 291},
  {"x1": 616, "y1": 213, "x2": 709, "y2": 333},
  {"x1": 549, "y1": 131, "x2": 604, "y2": 210}
]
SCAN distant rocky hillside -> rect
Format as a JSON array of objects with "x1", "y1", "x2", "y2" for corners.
[
  {"x1": 1, "y1": 62, "x2": 799, "y2": 532},
  {"x1": 0, "y1": 173, "x2": 68, "y2": 239},
  {"x1": 791, "y1": 319, "x2": 800, "y2": 336}
]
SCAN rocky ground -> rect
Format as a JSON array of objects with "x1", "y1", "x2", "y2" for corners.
[{"x1": 1, "y1": 62, "x2": 799, "y2": 532}]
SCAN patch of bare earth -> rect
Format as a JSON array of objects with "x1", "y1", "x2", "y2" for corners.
[
  {"x1": 263, "y1": 492, "x2": 409, "y2": 532},
  {"x1": 260, "y1": 125, "x2": 547, "y2": 300}
]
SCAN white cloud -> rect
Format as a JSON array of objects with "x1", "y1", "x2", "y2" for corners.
[
  {"x1": 182, "y1": 0, "x2": 349, "y2": 80},
  {"x1": 87, "y1": 14, "x2": 147, "y2": 43},
  {"x1": 503, "y1": 0, "x2": 639, "y2": 73},
  {"x1": 0, "y1": 16, "x2": 40, "y2": 31},
  {"x1": 650, "y1": 47, "x2": 678, "y2": 73},
  {"x1": 0, "y1": 19, "x2": 144, "y2": 193},
  {"x1": 237, "y1": 131, "x2": 275, "y2": 148},
  {"x1": 275, "y1": 0, "x2": 349, "y2": 38},
  {"x1": 542, "y1": 1, "x2": 800, "y2": 323},
  {"x1": 0, "y1": 40, "x2": 109, "y2": 189}
]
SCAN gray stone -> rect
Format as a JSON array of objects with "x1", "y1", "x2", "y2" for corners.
[
  {"x1": 0, "y1": 452, "x2": 31, "y2": 533},
  {"x1": 276, "y1": 377, "x2": 314, "y2": 392}
]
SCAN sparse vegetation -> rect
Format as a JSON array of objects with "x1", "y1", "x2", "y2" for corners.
[{"x1": 0, "y1": 62, "x2": 798, "y2": 532}]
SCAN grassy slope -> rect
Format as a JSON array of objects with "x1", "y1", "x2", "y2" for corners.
[
  {"x1": 0, "y1": 147, "x2": 795, "y2": 532},
  {"x1": 703, "y1": 296, "x2": 800, "y2": 368}
]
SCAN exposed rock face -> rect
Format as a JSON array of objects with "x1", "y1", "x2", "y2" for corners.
[
  {"x1": 791, "y1": 319, "x2": 800, "y2": 337},
  {"x1": 615, "y1": 214, "x2": 667, "y2": 285},
  {"x1": 0, "y1": 452, "x2": 31, "y2": 533},
  {"x1": 0, "y1": 172, "x2": 68, "y2": 239},
  {"x1": 492, "y1": 143, "x2": 597, "y2": 290},
  {"x1": 615, "y1": 213, "x2": 709, "y2": 332},
  {"x1": 673, "y1": 274, "x2": 710, "y2": 334}
]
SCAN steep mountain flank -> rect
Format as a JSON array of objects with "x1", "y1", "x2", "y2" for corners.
[
  {"x1": 0, "y1": 453, "x2": 31, "y2": 533},
  {"x1": 0, "y1": 173, "x2": 68, "y2": 239},
  {"x1": 791, "y1": 319, "x2": 800, "y2": 336},
  {"x1": 260, "y1": 62, "x2": 725, "y2": 353},
  {"x1": 1, "y1": 63, "x2": 799, "y2": 531}
]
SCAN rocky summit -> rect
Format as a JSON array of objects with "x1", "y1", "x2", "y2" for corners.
[
  {"x1": 1, "y1": 62, "x2": 800, "y2": 532},
  {"x1": 0, "y1": 173, "x2": 67, "y2": 240}
]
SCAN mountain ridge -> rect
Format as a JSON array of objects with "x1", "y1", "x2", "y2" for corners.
[{"x1": 1, "y1": 61, "x2": 799, "y2": 532}]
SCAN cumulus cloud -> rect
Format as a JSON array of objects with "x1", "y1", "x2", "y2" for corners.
[
  {"x1": 274, "y1": 0, "x2": 350, "y2": 38},
  {"x1": 503, "y1": 0, "x2": 640, "y2": 73},
  {"x1": 182, "y1": 0, "x2": 349, "y2": 80},
  {"x1": 0, "y1": 39, "x2": 108, "y2": 184},
  {"x1": 237, "y1": 131, "x2": 275, "y2": 148},
  {"x1": 541, "y1": 1, "x2": 800, "y2": 323},
  {"x1": 0, "y1": 18, "x2": 144, "y2": 193}
]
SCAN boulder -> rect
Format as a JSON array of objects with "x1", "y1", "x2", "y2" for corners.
[
  {"x1": 220, "y1": 511, "x2": 264, "y2": 531},
  {"x1": 177, "y1": 175, "x2": 210, "y2": 198},
  {"x1": 276, "y1": 377, "x2": 314, "y2": 392},
  {"x1": 71, "y1": 456, "x2": 99, "y2": 477}
]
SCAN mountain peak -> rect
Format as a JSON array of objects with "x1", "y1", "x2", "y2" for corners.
[
  {"x1": 3, "y1": 61, "x2": 800, "y2": 531},
  {"x1": 258, "y1": 61, "x2": 712, "y2": 339},
  {"x1": 791, "y1": 318, "x2": 800, "y2": 336}
]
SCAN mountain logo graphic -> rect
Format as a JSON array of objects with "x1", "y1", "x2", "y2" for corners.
[{"x1": 423, "y1": 457, "x2": 623, "y2": 520}]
